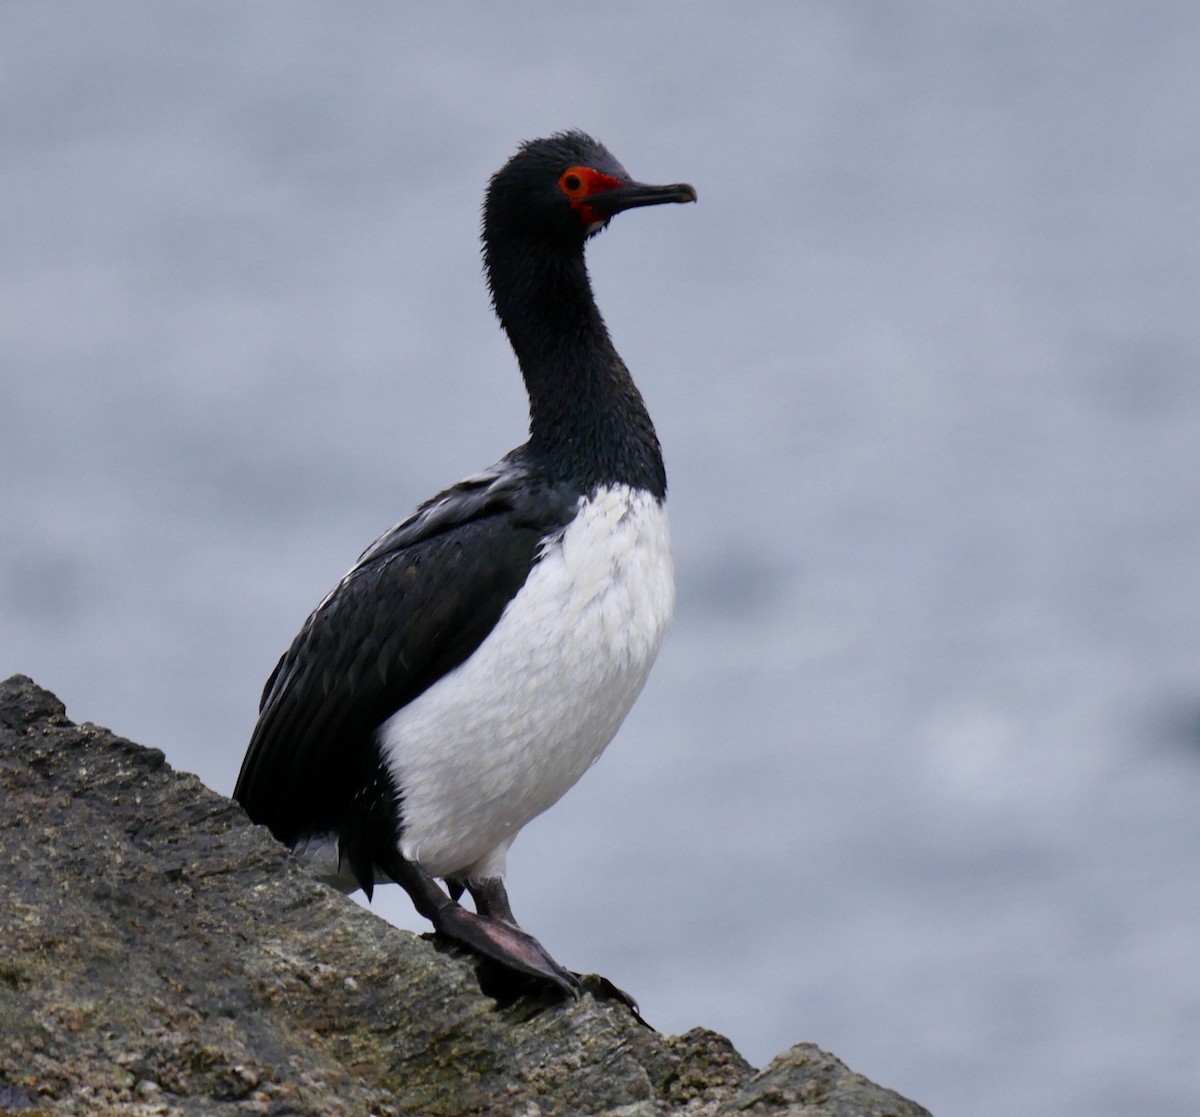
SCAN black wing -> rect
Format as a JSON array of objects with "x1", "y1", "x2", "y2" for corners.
[{"x1": 233, "y1": 456, "x2": 579, "y2": 866}]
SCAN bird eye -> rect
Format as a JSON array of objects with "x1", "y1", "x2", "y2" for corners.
[
  {"x1": 558, "y1": 169, "x2": 589, "y2": 199},
  {"x1": 557, "y1": 165, "x2": 624, "y2": 221}
]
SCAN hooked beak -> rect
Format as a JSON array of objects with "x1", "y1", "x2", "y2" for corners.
[{"x1": 587, "y1": 179, "x2": 698, "y2": 218}]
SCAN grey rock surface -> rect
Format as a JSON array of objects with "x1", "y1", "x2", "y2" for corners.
[{"x1": 0, "y1": 674, "x2": 932, "y2": 1116}]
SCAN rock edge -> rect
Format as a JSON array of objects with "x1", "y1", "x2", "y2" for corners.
[{"x1": 0, "y1": 674, "x2": 930, "y2": 1117}]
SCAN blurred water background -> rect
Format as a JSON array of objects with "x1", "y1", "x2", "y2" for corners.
[{"x1": 4, "y1": 4, "x2": 1199, "y2": 1114}]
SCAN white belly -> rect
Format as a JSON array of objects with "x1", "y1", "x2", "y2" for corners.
[{"x1": 378, "y1": 485, "x2": 674, "y2": 881}]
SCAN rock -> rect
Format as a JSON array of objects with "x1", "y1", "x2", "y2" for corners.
[{"x1": 0, "y1": 675, "x2": 932, "y2": 1116}]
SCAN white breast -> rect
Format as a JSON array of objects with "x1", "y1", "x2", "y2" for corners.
[{"x1": 378, "y1": 484, "x2": 673, "y2": 882}]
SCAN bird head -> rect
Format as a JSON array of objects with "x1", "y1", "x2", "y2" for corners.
[{"x1": 484, "y1": 131, "x2": 696, "y2": 247}]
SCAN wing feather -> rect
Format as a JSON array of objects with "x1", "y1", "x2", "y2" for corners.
[{"x1": 234, "y1": 456, "x2": 579, "y2": 849}]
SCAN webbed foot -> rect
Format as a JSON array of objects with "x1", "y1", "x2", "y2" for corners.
[{"x1": 435, "y1": 902, "x2": 580, "y2": 997}]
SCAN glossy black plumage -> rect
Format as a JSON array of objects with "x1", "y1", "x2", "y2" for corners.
[{"x1": 235, "y1": 457, "x2": 578, "y2": 889}]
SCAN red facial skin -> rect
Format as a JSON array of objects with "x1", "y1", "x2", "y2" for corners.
[{"x1": 557, "y1": 165, "x2": 624, "y2": 226}]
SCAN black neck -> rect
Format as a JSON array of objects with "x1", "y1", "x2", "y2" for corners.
[{"x1": 485, "y1": 238, "x2": 666, "y2": 499}]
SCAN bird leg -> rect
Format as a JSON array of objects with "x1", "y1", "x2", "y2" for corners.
[
  {"x1": 379, "y1": 853, "x2": 579, "y2": 997},
  {"x1": 465, "y1": 877, "x2": 519, "y2": 923},
  {"x1": 468, "y1": 877, "x2": 641, "y2": 1014}
]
